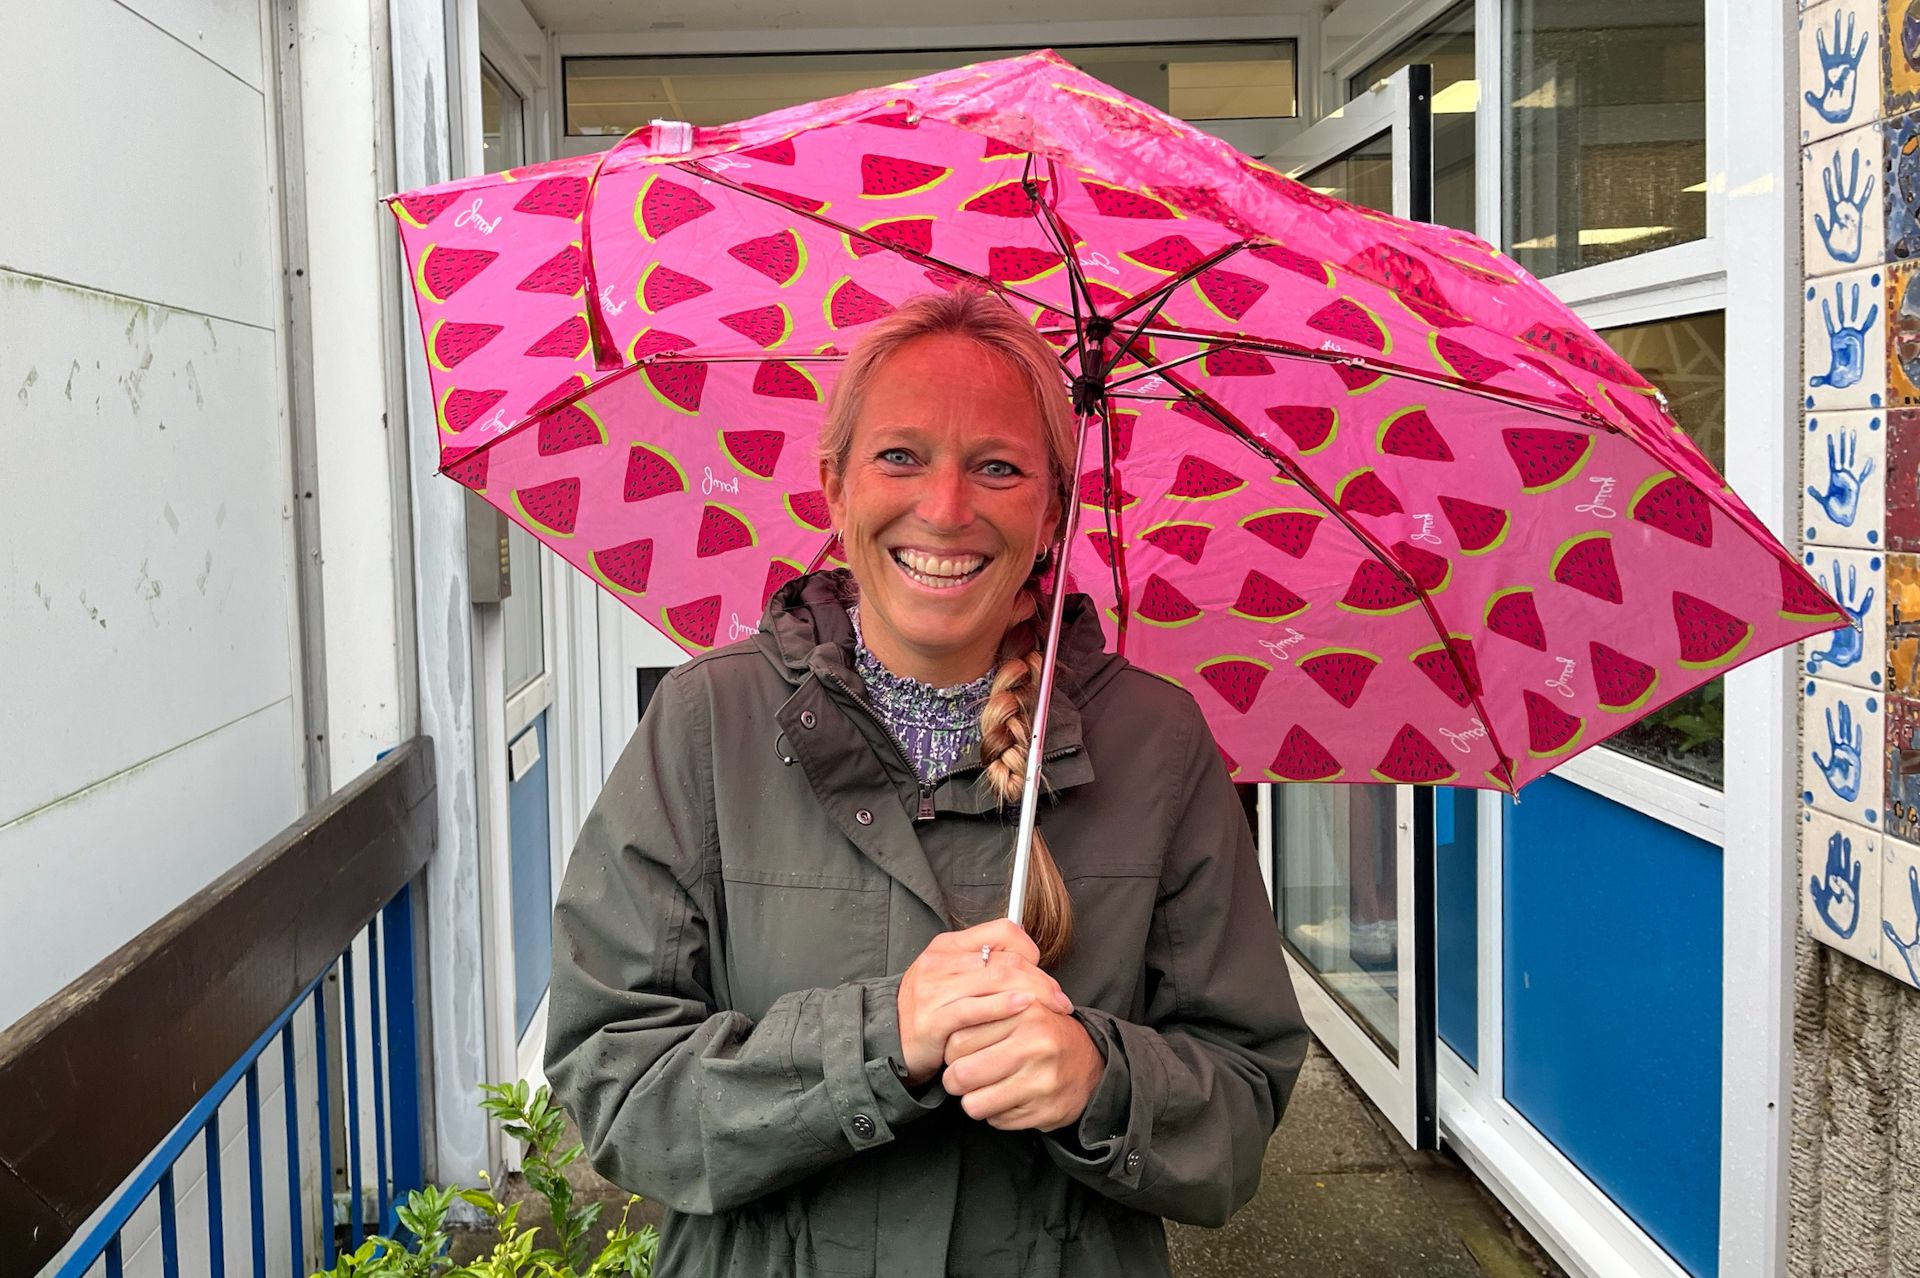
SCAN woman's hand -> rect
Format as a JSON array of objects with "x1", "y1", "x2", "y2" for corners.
[
  {"x1": 940, "y1": 1001, "x2": 1105, "y2": 1132},
  {"x1": 896, "y1": 919, "x2": 1072, "y2": 1086}
]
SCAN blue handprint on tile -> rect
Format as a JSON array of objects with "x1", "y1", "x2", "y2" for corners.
[
  {"x1": 1810, "y1": 279, "x2": 1880, "y2": 392},
  {"x1": 1813, "y1": 699, "x2": 1867, "y2": 801},
  {"x1": 1807, "y1": 8, "x2": 1870, "y2": 125},
  {"x1": 1810, "y1": 829, "x2": 1864, "y2": 938},
  {"x1": 1807, "y1": 428, "x2": 1877, "y2": 526},
  {"x1": 1815, "y1": 146, "x2": 1876, "y2": 265},
  {"x1": 1883, "y1": 866, "x2": 1920, "y2": 984},
  {"x1": 1806, "y1": 559, "x2": 1875, "y2": 674}
]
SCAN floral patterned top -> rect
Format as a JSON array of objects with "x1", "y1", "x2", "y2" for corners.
[{"x1": 848, "y1": 604, "x2": 997, "y2": 784}]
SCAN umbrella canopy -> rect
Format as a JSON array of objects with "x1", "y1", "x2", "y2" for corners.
[{"x1": 386, "y1": 49, "x2": 1844, "y2": 796}]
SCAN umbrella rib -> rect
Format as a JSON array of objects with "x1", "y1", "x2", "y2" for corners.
[
  {"x1": 1153, "y1": 368, "x2": 1523, "y2": 794},
  {"x1": 673, "y1": 162, "x2": 1062, "y2": 316},
  {"x1": 1104, "y1": 272, "x2": 1188, "y2": 382},
  {"x1": 1029, "y1": 158, "x2": 1097, "y2": 364},
  {"x1": 1108, "y1": 241, "x2": 1253, "y2": 332},
  {"x1": 1124, "y1": 326, "x2": 1620, "y2": 434}
]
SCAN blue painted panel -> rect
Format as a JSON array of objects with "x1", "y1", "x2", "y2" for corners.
[
  {"x1": 509, "y1": 714, "x2": 554, "y2": 1037},
  {"x1": 1504, "y1": 776, "x2": 1721, "y2": 1278},
  {"x1": 1435, "y1": 787, "x2": 1477, "y2": 1070}
]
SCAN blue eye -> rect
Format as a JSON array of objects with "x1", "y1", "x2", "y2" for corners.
[
  {"x1": 981, "y1": 460, "x2": 1020, "y2": 478},
  {"x1": 879, "y1": 448, "x2": 916, "y2": 465}
]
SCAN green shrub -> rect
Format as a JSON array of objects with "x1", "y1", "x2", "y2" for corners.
[{"x1": 314, "y1": 1082, "x2": 655, "y2": 1277}]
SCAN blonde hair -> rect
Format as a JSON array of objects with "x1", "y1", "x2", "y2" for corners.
[{"x1": 819, "y1": 287, "x2": 1078, "y2": 967}]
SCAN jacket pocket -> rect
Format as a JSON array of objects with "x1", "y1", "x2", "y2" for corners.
[{"x1": 719, "y1": 869, "x2": 889, "y2": 1020}]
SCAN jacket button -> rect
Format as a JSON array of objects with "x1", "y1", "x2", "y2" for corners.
[
  {"x1": 800, "y1": 710, "x2": 817, "y2": 729},
  {"x1": 855, "y1": 809, "x2": 874, "y2": 825},
  {"x1": 851, "y1": 1113, "x2": 877, "y2": 1139},
  {"x1": 1124, "y1": 1150, "x2": 1143, "y2": 1175}
]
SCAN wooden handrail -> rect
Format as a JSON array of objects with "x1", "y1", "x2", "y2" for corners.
[{"x1": 0, "y1": 736, "x2": 436, "y2": 1269}]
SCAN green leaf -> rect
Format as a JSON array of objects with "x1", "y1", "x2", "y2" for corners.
[{"x1": 456, "y1": 1186, "x2": 501, "y2": 1215}]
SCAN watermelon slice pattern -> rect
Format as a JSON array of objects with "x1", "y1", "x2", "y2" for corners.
[{"x1": 389, "y1": 51, "x2": 1844, "y2": 792}]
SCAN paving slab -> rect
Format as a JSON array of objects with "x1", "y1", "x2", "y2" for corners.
[{"x1": 1169, "y1": 1169, "x2": 1489, "y2": 1277}]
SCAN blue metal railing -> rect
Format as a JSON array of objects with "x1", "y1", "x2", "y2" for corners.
[{"x1": 56, "y1": 884, "x2": 425, "y2": 1278}]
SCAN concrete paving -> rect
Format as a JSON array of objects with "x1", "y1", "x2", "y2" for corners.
[
  {"x1": 459, "y1": 1037, "x2": 1567, "y2": 1277},
  {"x1": 1168, "y1": 1039, "x2": 1568, "y2": 1278}
]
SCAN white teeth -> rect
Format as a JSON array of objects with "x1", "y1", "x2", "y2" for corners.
[
  {"x1": 892, "y1": 549, "x2": 987, "y2": 589},
  {"x1": 896, "y1": 549, "x2": 985, "y2": 578}
]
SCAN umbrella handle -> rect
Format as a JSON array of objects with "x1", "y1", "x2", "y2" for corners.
[{"x1": 1005, "y1": 405, "x2": 1101, "y2": 928}]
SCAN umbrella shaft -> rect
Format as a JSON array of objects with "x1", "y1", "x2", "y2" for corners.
[{"x1": 1006, "y1": 406, "x2": 1101, "y2": 930}]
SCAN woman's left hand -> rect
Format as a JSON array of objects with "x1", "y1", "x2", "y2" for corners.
[{"x1": 940, "y1": 1004, "x2": 1105, "y2": 1132}]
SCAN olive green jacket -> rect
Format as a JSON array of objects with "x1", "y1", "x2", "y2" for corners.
[{"x1": 546, "y1": 571, "x2": 1307, "y2": 1276}]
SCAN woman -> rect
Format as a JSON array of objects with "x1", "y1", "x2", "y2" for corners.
[{"x1": 546, "y1": 287, "x2": 1307, "y2": 1276}]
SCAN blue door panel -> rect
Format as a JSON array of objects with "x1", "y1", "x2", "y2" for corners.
[
  {"x1": 1503, "y1": 776, "x2": 1721, "y2": 1278},
  {"x1": 509, "y1": 713, "x2": 554, "y2": 1037},
  {"x1": 1436, "y1": 787, "x2": 1478, "y2": 1069}
]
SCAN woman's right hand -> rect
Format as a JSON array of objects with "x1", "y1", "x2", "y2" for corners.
[{"x1": 895, "y1": 919, "x2": 1073, "y2": 1085}]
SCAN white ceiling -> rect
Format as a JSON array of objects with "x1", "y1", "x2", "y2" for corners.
[{"x1": 520, "y1": 0, "x2": 1321, "y2": 35}]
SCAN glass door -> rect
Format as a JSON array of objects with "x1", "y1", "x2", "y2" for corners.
[{"x1": 1261, "y1": 66, "x2": 1438, "y2": 1150}]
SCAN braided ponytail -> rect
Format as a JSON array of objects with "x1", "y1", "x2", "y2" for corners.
[{"x1": 979, "y1": 585, "x2": 1074, "y2": 968}]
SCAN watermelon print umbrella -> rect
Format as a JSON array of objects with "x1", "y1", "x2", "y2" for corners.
[{"x1": 386, "y1": 49, "x2": 1846, "y2": 807}]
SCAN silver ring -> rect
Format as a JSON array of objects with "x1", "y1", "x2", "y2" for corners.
[{"x1": 980, "y1": 944, "x2": 992, "y2": 966}]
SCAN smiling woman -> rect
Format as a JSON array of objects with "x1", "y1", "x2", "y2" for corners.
[{"x1": 544, "y1": 287, "x2": 1308, "y2": 1277}]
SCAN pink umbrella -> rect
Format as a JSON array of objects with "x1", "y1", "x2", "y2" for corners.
[{"x1": 385, "y1": 49, "x2": 1845, "y2": 890}]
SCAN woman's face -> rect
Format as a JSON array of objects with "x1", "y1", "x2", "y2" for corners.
[{"x1": 823, "y1": 332, "x2": 1062, "y2": 686}]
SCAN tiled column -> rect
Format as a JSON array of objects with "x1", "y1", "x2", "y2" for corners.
[{"x1": 1798, "y1": 0, "x2": 1920, "y2": 986}]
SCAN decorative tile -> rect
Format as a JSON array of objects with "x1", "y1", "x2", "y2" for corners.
[
  {"x1": 1803, "y1": 0, "x2": 1884, "y2": 145},
  {"x1": 1802, "y1": 807, "x2": 1884, "y2": 967},
  {"x1": 1886, "y1": 0, "x2": 1920, "y2": 115},
  {"x1": 1803, "y1": 410, "x2": 1886, "y2": 548},
  {"x1": 1886, "y1": 410, "x2": 1920, "y2": 546},
  {"x1": 1884, "y1": 111, "x2": 1920, "y2": 258},
  {"x1": 1801, "y1": 547, "x2": 1883, "y2": 688},
  {"x1": 1883, "y1": 696, "x2": 1920, "y2": 841},
  {"x1": 1805, "y1": 125, "x2": 1885, "y2": 273},
  {"x1": 1887, "y1": 552, "x2": 1920, "y2": 696},
  {"x1": 1804, "y1": 266, "x2": 1887, "y2": 411},
  {"x1": 1803, "y1": 676, "x2": 1884, "y2": 828},
  {"x1": 1890, "y1": 261, "x2": 1920, "y2": 405},
  {"x1": 1880, "y1": 836, "x2": 1920, "y2": 985}
]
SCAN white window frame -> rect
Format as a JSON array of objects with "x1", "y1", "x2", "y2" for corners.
[
  {"x1": 469, "y1": 4, "x2": 586, "y2": 1105},
  {"x1": 1324, "y1": 1, "x2": 1790, "y2": 1276},
  {"x1": 553, "y1": 14, "x2": 1321, "y2": 160}
]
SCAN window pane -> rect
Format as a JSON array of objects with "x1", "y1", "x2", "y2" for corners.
[
  {"x1": 564, "y1": 42, "x2": 1294, "y2": 136},
  {"x1": 1593, "y1": 311, "x2": 1726, "y2": 788},
  {"x1": 504, "y1": 520, "x2": 545, "y2": 696},
  {"x1": 481, "y1": 59, "x2": 526, "y2": 172},
  {"x1": 1504, "y1": 1, "x2": 1705, "y2": 277},
  {"x1": 1295, "y1": 132, "x2": 1394, "y2": 213},
  {"x1": 1347, "y1": 0, "x2": 1477, "y2": 233},
  {"x1": 1274, "y1": 784, "x2": 1400, "y2": 1060}
]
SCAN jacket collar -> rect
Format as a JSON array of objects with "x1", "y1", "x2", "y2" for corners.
[{"x1": 755, "y1": 570, "x2": 1121, "y2": 814}]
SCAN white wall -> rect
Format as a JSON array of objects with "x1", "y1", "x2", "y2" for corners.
[
  {"x1": 300, "y1": 0, "x2": 409, "y2": 788},
  {"x1": 0, "y1": 0, "x2": 305, "y2": 1031}
]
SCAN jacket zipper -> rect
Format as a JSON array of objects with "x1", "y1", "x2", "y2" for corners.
[{"x1": 817, "y1": 671, "x2": 1073, "y2": 823}]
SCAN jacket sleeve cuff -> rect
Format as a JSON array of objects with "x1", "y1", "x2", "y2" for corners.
[
  {"x1": 817, "y1": 978, "x2": 946, "y2": 1153},
  {"x1": 1042, "y1": 1008, "x2": 1152, "y2": 1191}
]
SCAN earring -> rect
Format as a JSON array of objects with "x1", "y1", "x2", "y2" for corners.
[{"x1": 1033, "y1": 547, "x2": 1052, "y2": 572}]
